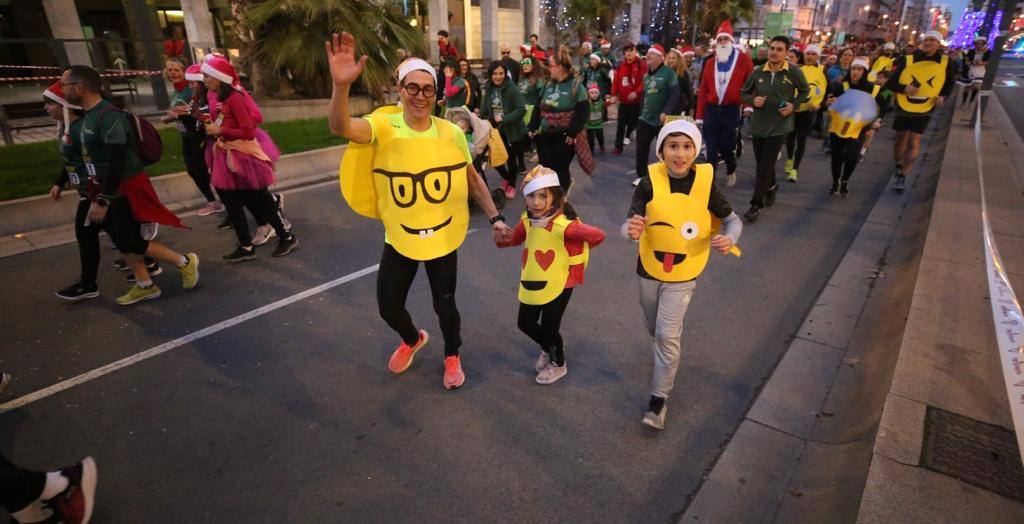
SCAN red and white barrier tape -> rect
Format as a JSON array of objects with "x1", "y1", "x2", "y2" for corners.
[
  {"x1": 0, "y1": 70, "x2": 162, "y2": 82},
  {"x1": 975, "y1": 93, "x2": 1024, "y2": 462},
  {"x1": 0, "y1": 64, "x2": 64, "y2": 70}
]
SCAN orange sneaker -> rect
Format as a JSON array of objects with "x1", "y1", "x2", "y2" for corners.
[
  {"x1": 388, "y1": 330, "x2": 429, "y2": 374},
  {"x1": 443, "y1": 355, "x2": 465, "y2": 390}
]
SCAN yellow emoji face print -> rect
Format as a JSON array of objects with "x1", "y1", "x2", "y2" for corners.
[
  {"x1": 896, "y1": 55, "x2": 947, "y2": 113},
  {"x1": 518, "y1": 215, "x2": 588, "y2": 305},
  {"x1": 638, "y1": 163, "x2": 714, "y2": 282}
]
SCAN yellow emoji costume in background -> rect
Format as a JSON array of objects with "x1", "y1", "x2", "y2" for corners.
[
  {"x1": 895, "y1": 54, "x2": 948, "y2": 113},
  {"x1": 829, "y1": 82, "x2": 881, "y2": 139},
  {"x1": 519, "y1": 212, "x2": 589, "y2": 306},
  {"x1": 340, "y1": 105, "x2": 470, "y2": 261},
  {"x1": 798, "y1": 64, "x2": 827, "y2": 112},
  {"x1": 639, "y1": 163, "x2": 740, "y2": 282}
]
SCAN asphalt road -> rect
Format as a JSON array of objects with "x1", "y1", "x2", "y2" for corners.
[
  {"x1": 995, "y1": 56, "x2": 1024, "y2": 141},
  {"x1": 0, "y1": 118, "x2": 905, "y2": 522}
]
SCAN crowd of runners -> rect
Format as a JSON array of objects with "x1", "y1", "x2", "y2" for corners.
[{"x1": 1, "y1": 19, "x2": 991, "y2": 523}]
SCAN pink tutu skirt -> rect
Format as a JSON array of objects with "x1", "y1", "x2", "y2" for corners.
[
  {"x1": 211, "y1": 146, "x2": 276, "y2": 190},
  {"x1": 254, "y1": 128, "x2": 280, "y2": 163}
]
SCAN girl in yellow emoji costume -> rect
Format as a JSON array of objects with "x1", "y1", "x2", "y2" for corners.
[
  {"x1": 495, "y1": 166, "x2": 606, "y2": 384},
  {"x1": 622, "y1": 119, "x2": 742, "y2": 430},
  {"x1": 326, "y1": 32, "x2": 511, "y2": 390},
  {"x1": 823, "y1": 57, "x2": 890, "y2": 197}
]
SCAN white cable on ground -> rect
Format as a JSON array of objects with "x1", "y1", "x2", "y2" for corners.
[{"x1": 974, "y1": 92, "x2": 1024, "y2": 462}]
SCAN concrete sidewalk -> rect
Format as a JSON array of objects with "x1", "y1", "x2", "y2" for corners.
[{"x1": 857, "y1": 96, "x2": 1024, "y2": 521}]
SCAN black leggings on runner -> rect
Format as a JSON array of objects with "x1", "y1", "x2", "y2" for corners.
[
  {"x1": 785, "y1": 111, "x2": 817, "y2": 170},
  {"x1": 495, "y1": 130, "x2": 524, "y2": 186},
  {"x1": 534, "y1": 132, "x2": 575, "y2": 191},
  {"x1": 218, "y1": 188, "x2": 288, "y2": 247},
  {"x1": 377, "y1": 243, "x2": 461, "y2": 356},
  {"x1": 829, "y1": 133, "x2": 863, "y2": 182},
  {"x1": 517, "y1": 288, "x2": 573, "y2": 366},
  {"x1": 182, "y1": 135, "x2": 216, "y2": 203},
  {"x1": 0, "y1": 455, "x2": 45, "y2": 514}
]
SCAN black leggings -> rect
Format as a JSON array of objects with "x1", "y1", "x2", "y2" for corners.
[
  {"x1": 0, "y1": 455, "x2": 45, "y2": 514},
  {"x1": 615, "y1": 103, "x2": 640, "y2": 148},
  {"x1": 75, "y1": 196, "x2": 104, "y2": 287},
  {"x1": 829, "y1": 133, "x2": 863, "y2": 183},
  {"x1": 635, "y1": 121, "x2": 661, "y2": 179},
  {"x1": 495, "y1": 130, "x2": 525, "y2": 186},
  {"x1": 182, "y1": 135, "x2": 215, "y2": 202},
  {"x1": 218, "y1": 188, "x2": 288, "y2": 247},
  {"x1": 785, "y1": 111, "x2": 817, "y2": 170},
  {"x1": 377, "y1": 243, "x2": 461, "y2": 356},
  {"x1": 517, "y1": 288, "x2": 573, "y2": 366},
  {"x1": 586, "y1": 128, "x2": 604, "y2": 152},
  {"x1": 535, "y1": 132, "x2": 575, "y2": 191}
]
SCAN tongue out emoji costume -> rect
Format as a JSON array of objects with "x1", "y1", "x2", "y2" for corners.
[
  {"x1": 624, "y1": 119, "x2": 743, "y2": 429},
  {"x1": 496, "y1": 166, "x2": 606, "y2": 384}
]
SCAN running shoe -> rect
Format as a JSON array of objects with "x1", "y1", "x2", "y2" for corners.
[
  {"x1": 623, "y1": 137, "x2": 631, "y2": 145},
  {"x1": 893, "y1": 175, "x2": 906, "y2": 193},
  {"x1": 252, "y1": 225, "x2": 276, "y2": 246},
  {"x1": 178, "y1": 253, "x2": 200, "y2": 289},
  {"x1": 726, "y1": 172, "x2": 737, "y2": 188},
  {"x1": 115, "y1": 284, "x2": 162, "y2": 305},
  {"x1": 785, "y1": 158, "x2": 794, "y2": 173},
  {"x1": 113, "y1": 258, "x2": 129, "y2": 271},
  {"x1": 828, "y1": 181, "x2": 840, "y2": 195},
  {"x1": 272, "y1": 234, "x2": 298, "y2": 257},
  {"x1": 443, "y1": 355, "x2": 466, "y2": 390},
  {"x1": 43, "y1": 457, "x2": 97, "y2": 524},
  {"x1": 611, "y1": 148, "x2": 623, "y2": 156},
  {"x1": 125, "y1": 263, "x2": 163, "y2": 283},
  {"x1": 840, "y1": 182, "x2": 849, "y2": 198},
  {"x1": 216, "y1": 218, "x2": 233, "y2": 231},
  {"x1": 743, "y1": 206, "x2": 760, "y2": 223},
  {"x1": 787, "y1": 169, "x2": 798, "y2": 183},
  {"x1": 197, "y1": 201, "x2": 225, "y2": 216},
  {"x1": 534, "y1": 350, "x2": 550, "y2": 372},
  {"x1": 1, "y1": 373, "x2": 11, "y2": 394},
  {"x1": 536, "y1": 363, "x2": 567, "y2": 384},
  {"x1": 632, "y1": 177, "x2": 642, "y2": 187},
  {"x1": 55, "y1": 282, "x2": 100, "y2": 302},
  {"x1": 223, "y1": 245, "x2": 256, "y2": 263},
  {"x1": 765, "y1": 184, "x2": 779, "y2": 207},
  {"x1": 642, "y1": 397, "x2": 667, "y2": 430},
  {"x1": 388, "y1": 329, "x2": 429, "y2": 373}
]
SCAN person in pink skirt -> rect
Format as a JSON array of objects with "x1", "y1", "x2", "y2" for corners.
[{"x1": 201, "y1": 55, "x2": 298, "y2": 261}]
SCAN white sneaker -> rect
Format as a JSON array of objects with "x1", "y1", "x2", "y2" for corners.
[
  {"x1": 726, "y1": 172, "x2": 737, "y2": 188},
  {"x1": 252, "y1": 225, "x2": 277, "y2": 246},
  {"x1": 642, "y1": 406, "x2": 667, "y2": 429},
  {"x1": 624, "y1": 137, "x2": 631, "y2": 145},
  {"x1": 197, "y1": 201, "x2": 225, "y2": 216},
  {"x1": 534, "y1": 351, "x2": 550, "y2": 372},
  {"x1": 536, "y1": 363, "x2": 567, "y2": 384},
  {"x1": 632, "y1": 177, "x2": 641, "y2": 186}
]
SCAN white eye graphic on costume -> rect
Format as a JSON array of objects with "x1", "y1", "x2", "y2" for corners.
[{"x1": 680, "y1": 222, "x2": 699, "y2": 240}]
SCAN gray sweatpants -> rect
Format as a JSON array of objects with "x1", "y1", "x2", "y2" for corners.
[{"x1": 639, "y1": 278, "x2": 696, "y2": 399}]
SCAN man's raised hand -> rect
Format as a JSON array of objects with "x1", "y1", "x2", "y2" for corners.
[{"x1": 326, "y1": 32, "x2": 368, "y2": 87}]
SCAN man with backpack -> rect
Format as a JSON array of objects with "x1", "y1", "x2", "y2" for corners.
[{"x1": 62, "y1": 65, "x2": 200, "y2": 305}]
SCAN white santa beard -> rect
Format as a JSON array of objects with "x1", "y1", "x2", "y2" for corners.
[{"x1": 717, "y1": 44, "x2": 734, "y2": 63}]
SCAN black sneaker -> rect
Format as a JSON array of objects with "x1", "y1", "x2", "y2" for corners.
[
  {"x1": 216, "y1": 218, "x2": 233, "y2": 230},
  {"x1": 113, "y1": 258, "x2": 129, "y2": 271},
  {"x1": 223, "y1": 245, "x2": 256, "y2": 263},
  {"x1": 125, "y1": 262, "x2": 163, "y2": 283},
  {"x1": 55, "y1": 282, "x2": 100, "y2": 302},
  {"x1": 840, "y1": 182, "x2": 849, "y2": 198},
  {"x1": 272, "y1": 234, "x2": 298, "y2": 257},
  {"x1": 828, "y1": 181, "x2": 840, "y2": 195},
  {"x1": 764, "y1": 184, "x2": 779, "y2": 207},
  {"x1": 893, "y1": 175, "x2": 906, "y2": 193},
  {"x1": 743, "y1": 205, "x2": 760, "y2": 223},
  {"x1": 43, "y1": 457, "x2": 97, "y2": 524}
]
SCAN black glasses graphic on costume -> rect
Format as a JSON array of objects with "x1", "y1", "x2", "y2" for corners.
[
  {"x1": 374, "y1": 162, "x2": 466, "y2": 208},
  {"x1": 402, "y1": 83, "x2": 437, "y2": 97}
]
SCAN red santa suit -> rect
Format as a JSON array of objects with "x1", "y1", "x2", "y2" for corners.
[{"x1": 695, "y1": 20, "x2": 753, "y2": 177}]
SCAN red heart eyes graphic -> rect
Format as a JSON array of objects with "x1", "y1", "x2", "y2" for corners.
[{"x1": 535, "y1": 250, "x2": 555, "y2": 271}]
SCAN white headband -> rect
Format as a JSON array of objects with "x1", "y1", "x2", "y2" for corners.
[
  {"x1": 523, "y1": 171, "x2": 561, "y2": 196},
  {"x1": 805, "y1": 44, "x2": 822, "y2": 55},
  {"x1": 923, "y1": 30, "x2": 943, "y2": 41},
  {"x1": 397, "y1": 58, "x2": 437, "y2": 85},
  {"x1": 851, "y1": 58, "x2": 870, "y2": 70},
  {"x1": 655, "y1": 119, "x2": 702, "y2": 161}
]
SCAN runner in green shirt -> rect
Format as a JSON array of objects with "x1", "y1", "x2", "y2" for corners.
[{"x1": 634, "y1": 44, "x2": 680, "y2": 182}]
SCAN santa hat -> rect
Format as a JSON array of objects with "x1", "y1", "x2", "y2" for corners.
[
  {"x1": 520, "y1": 43, "x2": 532, "y2": 53},
  {"x1": 647, "y1": 44, "x2": 666, "y2": 57},
  {"x1": 587, "y1": 83, "x2": 600, "y2": 93},
  {"x1": 522, "y1": 165, "x2": 561, "y2": 196},
  {"x1": 805, "y1": 44, "x2": 822, "y2": 55},
  {"x1": 851, "y1": 58, "x2": 870, "y2": 70},
  {"x1": 589, "y1": 53, "x2": 602, "y2": 62},
  {"x1": 681, "y1": 46, "x2": 695, "y2": 57},
  {"x1": 882, "y1": 42, "x2": 896, "y2": 50},
  {"x1": 42, "y1": 81, "x2": 81, "y2": 144},
  {"x1": 201, "y1": 55, "x2": 241, "y2": 90},
  {"x1": 600, "y1": 39, "x2": 611, "y2": 49},
  {"x1": 655, "y1": 119, "x2": 702, "y2": 161},
  {"x1": 669, "y1": 46, "x2": 685, "y2": 58},
  {"x1": 716, "y1": 20, "x2": 735, "y2": 41},
  {"x1": 922, "y1": 30, "x2": 943, "y2": 41},
  {"x1": 184, "y1": 64, "x2": 204, "y2": 82}
]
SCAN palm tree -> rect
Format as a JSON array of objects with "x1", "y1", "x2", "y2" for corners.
[
  {"x1": 702, "y1": 0, "x2": 755, "y2": 36},
  {"x1": 243, "y1": 0, "x2": 426, "y2": 99}
]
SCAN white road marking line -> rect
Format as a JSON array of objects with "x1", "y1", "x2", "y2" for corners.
[
  {"x1": 0, "y1": 264, "x2": 380, "y2": 414},
  {"x1": 1, "y1": 227, "x2": 483, "y2": 413}
]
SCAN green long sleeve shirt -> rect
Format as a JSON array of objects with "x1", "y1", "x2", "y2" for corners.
[{"x1": 740, "y1": 61, "x2": 810, "y2": 137}]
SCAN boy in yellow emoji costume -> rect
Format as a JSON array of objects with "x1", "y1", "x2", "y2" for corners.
[
  {"x1": 496, "y1": 165, "x2": 605, "y2": 385},
  {"x1": 622, "y1": 119, "x2": 742, "y2": 429},
  {"x1": 327, "y1": 32, "x2": 511, "y2": 390}
]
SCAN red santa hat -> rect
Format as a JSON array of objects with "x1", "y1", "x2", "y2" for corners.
[
  {"x1": 716, "y1": 20, "x2": 735, "y2": 41},
  {"x1": 201, "y1": 55, "x2": 241, "y2": 90},
  {"x1": 681, "y1": 46, "x2": 695, "y2": 57},
  {"x1": 647, "y1": 44, "x2": 666, "y2": 57},
  {"x1": 600, "y1": 39, "x2": 611, "y2": 49},
  {"x1": 520, "y1": 43, "x2": 532, "y2": 54},
  {"x1": 42, "y1": 81, "x2": 81, "y2": 144},
  {"x1": 184, "y1": 64, "x2": 204, "y2": 82},
  {"x1": 669, "y1": 46, "x2": 685, "y2": 58}
]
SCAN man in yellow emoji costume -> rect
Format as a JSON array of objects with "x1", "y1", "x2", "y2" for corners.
[
  {"x1": 883, "y1": 30, "x2": 956, "y2": 192},
  {"x1": 622, "y1": 119, "x2": 742, "y2": 430},
  {"x1": 326, "y1": 32, "x2": 511, "y2": 390}
]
